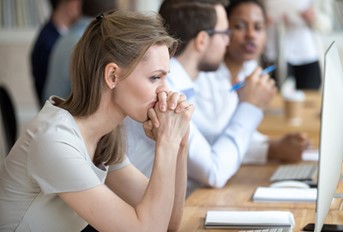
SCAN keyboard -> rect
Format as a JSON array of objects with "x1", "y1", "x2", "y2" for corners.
[
  {"x1": 270, "y1": 163, "x2": 318, "y2": 182},
  {"x1": 239, "y1": 228, "x2": 292, "y2": 232}
]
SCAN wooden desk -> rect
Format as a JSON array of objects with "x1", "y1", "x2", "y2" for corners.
[
  {"x1": 181, "y1": 164, "x2": 343, "y2": 231},
  {"x1": 178, "y1": 91, "x2": 342, "y2": 232},
  {"x1": 186, "y1": 164, "x2": 318, "y2": 209},
  {"x1": 258, "y1": 91, "x2": 322, "y2": 148}
]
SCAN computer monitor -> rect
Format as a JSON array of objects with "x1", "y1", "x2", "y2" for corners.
[{"x1": 304, "y1": 41, "x2": 343, "y2": 232}]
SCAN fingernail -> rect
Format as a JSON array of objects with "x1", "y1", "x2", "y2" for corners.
[
  {"x1": 161, "y1": 104, "x2": 166, "y2": 111},
  {"x1": 170, "y1": 103, "x2": 175, "y2": 109}
]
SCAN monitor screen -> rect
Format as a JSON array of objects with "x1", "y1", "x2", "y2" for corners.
[{"x1": 314, "y1": 41, "x2": 343, "y2": 231}]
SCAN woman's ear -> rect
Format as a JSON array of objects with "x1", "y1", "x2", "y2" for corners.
[{"x1": 104, "y1": 63, "x2": 120, "y2": 89}]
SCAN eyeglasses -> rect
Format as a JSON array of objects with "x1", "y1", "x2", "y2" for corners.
[{"x1": 206, "y1": 29, "x2": 232, "y2": 37}]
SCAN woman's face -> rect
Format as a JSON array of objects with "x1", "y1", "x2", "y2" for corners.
[
  {"x1": 226, "y1": 2, "x2": 266, "y2": 63},
  {"x1": 113, "y1": 45, "x2": 170, "y2": 122}
]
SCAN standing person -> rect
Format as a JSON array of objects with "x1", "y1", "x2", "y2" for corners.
[
  {"x1": 262, "y1": 0, "x2": 334, "y2": 89},
  {"x1": 194, "y1": 0, "x2": 310, "y2": 168},
  {"x1": 43, "y1": 0, "x2": 118, "y2": 103},
  {"x1": 124, "y1": 0, "x2": 276, "y2": 196},
  {"x1": 0, "y1": 10, "x2": 193, "y2": 231},
  {"x1": 30, "y1": 0, "x2": 82, "y2": 106}
]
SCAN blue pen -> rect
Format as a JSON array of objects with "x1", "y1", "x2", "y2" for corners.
[{"x1": 229, "y1": 64, "x2": 276, "y2": 92}]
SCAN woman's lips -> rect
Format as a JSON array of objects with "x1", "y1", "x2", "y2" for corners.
[
  {"x1": 243, "y1": 42, "x2": 257, "y2": 53},
  {"x1": 148, "y1": 101, "x2": 157, "y2": 109}
]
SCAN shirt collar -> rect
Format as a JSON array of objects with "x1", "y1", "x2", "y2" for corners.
[{"x1": 167, "y1": 58, "x2": 195, "y2": 99}]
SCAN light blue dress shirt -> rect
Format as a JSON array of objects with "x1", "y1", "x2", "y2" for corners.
[{"x1": 194, "y1": 61, "x2": 270, "y2": 165}]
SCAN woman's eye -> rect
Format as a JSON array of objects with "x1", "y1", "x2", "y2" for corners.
[
  {"x1": 255, "y1": 24, "x2": 265, "y2": 32},
  {"x1": 150, "y1": 76, "x2": 161, "y2": 81},
  {"x1": 234, "y1": 22, "x2": 245, "y2": 30}
]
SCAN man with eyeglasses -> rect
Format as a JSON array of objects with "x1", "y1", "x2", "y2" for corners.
[{"x1": 124, "y1": 0, "x2": 275, "y2": 196}]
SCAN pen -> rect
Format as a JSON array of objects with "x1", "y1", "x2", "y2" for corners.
[{"x1": 229, "y1": 64, "x2": 277, "y2": 92}]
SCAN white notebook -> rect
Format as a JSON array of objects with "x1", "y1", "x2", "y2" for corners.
[
  {"x1": 204, "y1": 210, "x2": 295, "y2": 229},
  {"x1": 253, "y1": 187, "x2": 317, "y2": 202}
]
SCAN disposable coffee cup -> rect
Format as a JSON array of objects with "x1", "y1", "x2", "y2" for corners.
[{"x1": 283, "y1": 91, "x2": 305, "y2": 126}]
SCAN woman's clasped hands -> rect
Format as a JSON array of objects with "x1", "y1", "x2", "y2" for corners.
[{"x1": 143, "y1": 90, "x2": 194, "y2": 147}]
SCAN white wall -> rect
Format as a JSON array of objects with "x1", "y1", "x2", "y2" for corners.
[
  {"x1": 118, "y1": 0, "x2": 162, "y2": 11},
  {"x1": 0, "y1": 30, "x2": 40, "y2": 135},
  {"x1": 135, "y1": 0, "x2": 162, "y2": 12}
]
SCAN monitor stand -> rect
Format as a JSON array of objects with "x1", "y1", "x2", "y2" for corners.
[
  {"x1": 303, "y1": 223, "x2": 343, "y2": 231},
  {"x1": 303, "y1": 193, "x2": 343, "y2": 232}
]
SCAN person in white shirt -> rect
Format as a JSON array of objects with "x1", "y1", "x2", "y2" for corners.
[
  {"x1": 194, "y1": 0, "x2": 310, "y2": 172},
  {"x1": 0, "y1": 10, "x2": 193, "y2": 231},
  {"x1": 262, "y1": 0, "x2": 334, "y2": 89},
  {"x1": 125, "y1": 0, "x2": 276, "y2": 196}
]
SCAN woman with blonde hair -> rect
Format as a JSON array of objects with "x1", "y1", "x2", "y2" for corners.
[{"x1": 0, "y1": 10, "x2": 193, "y2": 231}]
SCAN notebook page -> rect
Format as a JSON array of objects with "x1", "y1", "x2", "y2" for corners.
[
  {"x1": 204, "y1": 210, "x2": 295, "y2": 228},
  {"x1": 253, "y1": 187, "x2": 317, "y2": 202}
]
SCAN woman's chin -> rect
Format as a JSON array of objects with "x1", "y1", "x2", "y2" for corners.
[
  {"x1": 133, "y1": 115, "x2": 148, "y2": 124},
  {"x1": 242, "y1": 54, "x2": 258, "y2": 62}
]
